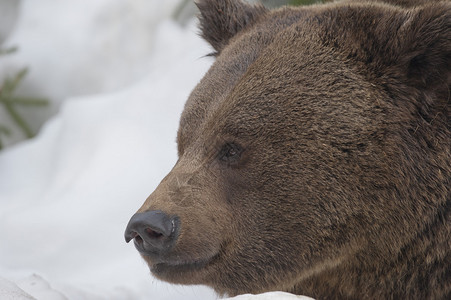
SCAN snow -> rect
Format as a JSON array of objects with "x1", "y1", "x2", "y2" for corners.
[
  {"x1": 0, "y1": 0, "x2": 312, "y2": 299},
  {"x1": 0, "y1": 0, "x2": 186, "y2": 146},
  {"x1": 0, "y1": 277, "x2": 34, "y2": 300},
  {"x1": 229, "y1": 293, "x2": 313, "y2": 300}
]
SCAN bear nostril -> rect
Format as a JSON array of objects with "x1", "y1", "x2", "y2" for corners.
[
  {"x1": 124, "y1": 210, "x2": 179, "y2": 255},
  {"x1": 134, "y1": 234, "x2": 143, "y2": 244},
  {"x1": 145, "y1": 227, "x2": 163, "y2": 239}
]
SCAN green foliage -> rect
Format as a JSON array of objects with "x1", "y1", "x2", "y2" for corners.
[
  {"x1": 289, "y1": 0, "x2": 323, "y2": 6},
  {"x1": 0, "y1": 48, "x2": 48, "y2": 150},
  {"x1": 0, "y1": 46, "x2": 18, "y2": 55},
  {"x1": 0, "y1": 125, "x2": 10, "y2": 150}
]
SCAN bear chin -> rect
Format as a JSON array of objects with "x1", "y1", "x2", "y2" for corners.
[{"x1": 140, "y1": 251, "x2": 221, "y2": 284}]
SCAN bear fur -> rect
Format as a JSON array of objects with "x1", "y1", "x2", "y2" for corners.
[{"x1": 127, "y1": 0, "x2": 450, "y2": 298}]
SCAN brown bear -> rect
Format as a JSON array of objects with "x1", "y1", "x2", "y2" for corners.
[{"x1": 124, "y1": 0, "x2": 451, "y2": 298}]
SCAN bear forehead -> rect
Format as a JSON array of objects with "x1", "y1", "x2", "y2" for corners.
[
  {"x1": 177, "y1": 2, "x2": 402, "y2": 153},
  {"x1": 178, "y1": 7, "x2": 308, "y2": 147}
]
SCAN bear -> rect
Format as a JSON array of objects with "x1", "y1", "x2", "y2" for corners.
[{"x1": 124, "y1": 0, "x2": 451, "y2": 299}]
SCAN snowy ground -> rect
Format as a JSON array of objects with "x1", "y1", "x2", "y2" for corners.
[{"x1": 0, "y1": 0, "x2": 312, "y2": 299}]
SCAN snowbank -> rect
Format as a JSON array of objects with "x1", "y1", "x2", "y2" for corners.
[
  {"x1": 230, "y1": 293, "x2": 313, "y2": 300},
  {"x1": 0, "y1": 275, "x2": 313, "y2": 300},
  {"x1": 0, "y1": 0, "x2": 185, "y2": 146}
]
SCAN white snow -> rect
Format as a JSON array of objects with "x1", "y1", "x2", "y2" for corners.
[
  {"x1": 0, "y1": 0, "x2": 312, "y2": 299},
  {"x1": 0, "y1": 277, "x2": 34, "y2": 300},
  {"x1": 229, "y1": 293, "x2": 313, "y2": 300},
  {"x1": 0, "y1": 0, "x2": 186, "y2": 146}
]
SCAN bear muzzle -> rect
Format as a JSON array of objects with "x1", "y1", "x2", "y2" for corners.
[{"x1": 124, "y1": 210, "x2": 179, "y2": 258}]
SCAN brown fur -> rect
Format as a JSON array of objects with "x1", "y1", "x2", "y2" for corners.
[{"x1": 129, "y1": 0, "x2": 450, "y2": 298}]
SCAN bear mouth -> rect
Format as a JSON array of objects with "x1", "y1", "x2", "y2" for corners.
[
  {"x1": 152, "y1": 255, "x2": 214, "y2": 272},
  {"x1": 143, "y1": 252, "x2": 221, "y2": 281},
  {"x1": 140, "y1": 239, "x2": 230, "y2": 283}
]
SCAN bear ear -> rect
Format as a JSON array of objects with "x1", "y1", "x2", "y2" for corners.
[
  {"x1": 389, "y1": 3, "x2": 451, "y2": 96},
  {"x1": 195, "y1": 0, "x2": 268, "y2": 55}
]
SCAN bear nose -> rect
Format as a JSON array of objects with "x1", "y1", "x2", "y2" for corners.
[{"x1": 124, "y1": 210, "x2": 179, "y2": 255}]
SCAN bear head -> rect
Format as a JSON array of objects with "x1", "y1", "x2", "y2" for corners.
[{"x1": 125, "y1": 0, "x2": 450, "y2": 298}]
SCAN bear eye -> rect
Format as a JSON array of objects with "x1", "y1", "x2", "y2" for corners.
[{"x1": 218, "y1": 142, "x2": 243, "y2": 165}]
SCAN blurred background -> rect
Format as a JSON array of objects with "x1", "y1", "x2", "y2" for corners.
[{"x1": 0, "y1": 1, "x2": 323, "y2": 299}]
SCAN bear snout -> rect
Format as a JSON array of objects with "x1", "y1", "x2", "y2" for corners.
[{"x1": 124, "y1": 210, "x2": 179, "y2": 257}]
